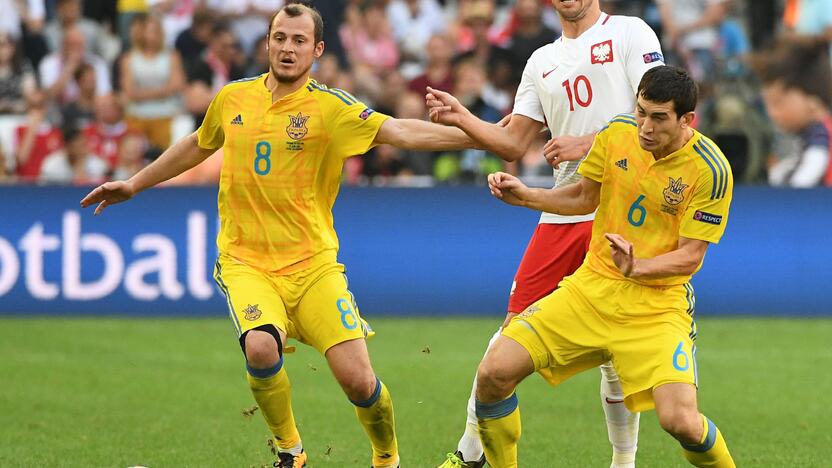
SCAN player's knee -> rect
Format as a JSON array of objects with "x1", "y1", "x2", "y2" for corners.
[
  {"x1": 343, "y1": 372, "x2": 379, "y2": 403},
  {"x1": 476, "y1": 359, "x2": 516, "y2": 400},
  {"x1": 244, "y1": 330, "x2": 281, "y2": 369},
  {"x1": 657, "y1": 407, "x2": 702, "y2": 444}
]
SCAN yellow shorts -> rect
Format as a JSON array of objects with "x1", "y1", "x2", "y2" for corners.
[
  {"x1": 502, "y1": 265, "x2": 698, "y2": 413},
  {"x1": 213, "y1": 251, "x2": 372, "y2": 354}
]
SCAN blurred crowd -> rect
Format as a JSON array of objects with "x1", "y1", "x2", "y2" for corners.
[{"x1": 0, "y1": 0, "x2": 829, "y2": 187}]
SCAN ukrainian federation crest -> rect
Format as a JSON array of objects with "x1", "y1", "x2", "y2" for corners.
[
  {"x1": 286, "y1": 112, "x2": 310, "y2": 140},
  {"x1": 518, "y1": 304, "x2": 541, "y2": 319},
  {"x1": 663, "y1": 177, "x2": 689, "y2": 205},
  {"x1": 591, "y1": 39, "x2": 614, "y2": 64},
  {"x1": 243, "y1": 304, "x2": 262, "y2": 321}
]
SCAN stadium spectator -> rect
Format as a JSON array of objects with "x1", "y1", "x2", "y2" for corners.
[
  {"x1": 0, "y1": 0, "x2": 45, "y2": 42},
  {"x1": 505, "y1": 0, "x2": 558, "y2": 82},
  {"x1": 39, "y1": 125, "x2": 108, "y2": 185},
  {"x1": 60, "y1": 62, "x2": 97, "y2": 129},
  {"x1": 407, "y1": 33, "x2": 455, "y2": 95},
  {"x1": 14, "y1": 92, "x2": 62, "y2": 181},
  {"x1": 111, "y1": 13, "x2": 146, "y2": 93},
  {"x1": 206, "y1": 0, "x2": 283, "y2": 56},
  {"x1": 39, "y1": 26, "x2": 112, "y2": 105},
  {"x1": 0, "y1": 32, "x2": 38, "y2": 115},
  {"x1": 656, "y1": 0, "x2": 727, "y2": 84},
  {"x1": 311, "y1": 53, "x2": 342, "y2": 88},
  {"x1": 116, "y1": 0, "x2": 150, "y2": 47},
  {"x1": 393, "y1": 91, "x2": 437, "y2": 176},
  {"x1": 454, "y1": 0, "x2": 515, "y2": 111},
  {"x1": 85, "y1": 94, "x2": 129, "y2": 169},
  {"x1": 121, "y1": 15, "x2": 185, "y2": 149},
  {"x1": 245, "y1": 35, "x2": 270, "y2": 77},
  {"x1": 147, "y1": 0, "x2": 198, "y2": 49},
  {"x1": 44, "y1": 0, "x2": 105, "y2": 57},
  {"x1": 386, "y1": 0, "x2": 447, "y2": 65},
  {"x1": 340, "y1": 1, "x2": 400, "y2": 74},
  {"x1": 783, "y1": 0, "x2": 832, "y2": 41},
  {"x1": 750, "y1": 37, "x2": 832, "y2": 188},
  {"x1": 184, "y1": 23, "x2": 245, "y2": 128},
  {"x1": 434, "y1": 60, "x2": 503, "y2": 183},
  {"x1": 111, "y1": 132, "x2": 147, "y2": 180},
  {"x1": 174, "y1": 9, "x2": 216, "y2": 69}
]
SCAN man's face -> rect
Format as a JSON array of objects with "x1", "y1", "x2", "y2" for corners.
[
  {"x1": 267, "y1": 11, "x2": 323, "y2": 84},
  {"x1": 761, "y1": 81, "x2": 814, "y2": 133},
  {"x1": 551, "y1": 0, "x2": 596, "y2": 21},
  {"x1": 212, "y1": 32, "x2": 238, "y2": 64},
  {"x1": 635, "y1": 94, "x2": 690, "y2": 154}
]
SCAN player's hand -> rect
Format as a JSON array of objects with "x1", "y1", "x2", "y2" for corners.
[
  {"x1": 425, "y1": 86, "x2": 471, "y2": 127},
  {"x1": 80, "y1": 180, "x2": 137, "y2": 215},
  {"x1": 488, "y1": 171, "x2": 528, "y2": 206},
  {"x1": 605, "y1": 233, "x2": 636, "y2": 277},
  {"x1": 543, "y1": 134, "x2": 592, "y2": 169}
]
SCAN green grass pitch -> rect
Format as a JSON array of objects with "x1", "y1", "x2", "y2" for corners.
[{"x1": 1, "y1": 317, "x2": 831, "y2": 467}]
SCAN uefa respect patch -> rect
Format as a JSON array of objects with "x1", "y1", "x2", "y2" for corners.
[
  {"x1": 643, "y1": 51, "x2": 664, "y2": 64},
  {"x1": 693, "y1": 210, "x2": 722, "y2": 225}
]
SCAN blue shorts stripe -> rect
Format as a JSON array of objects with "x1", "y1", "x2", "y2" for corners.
[
  {"x1": 246, "y1": 357, "x2": 284, "y2": 379},
  {"x1": 693, "y1": 143, "x2": 720, "y2": 199},
  {"x1": 351, "y1": 377, "x2": 382, "y2": 408},
  {"x1": 475, "y1": 393, "x2": 519, "y2": 420},
  {"x1": 213, "y1": 260, "x2": 242, "y2": 336}
]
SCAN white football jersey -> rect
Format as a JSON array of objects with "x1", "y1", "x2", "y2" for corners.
[{"x1": 513, "y1": 12, "x2": 664, "y2": 224}]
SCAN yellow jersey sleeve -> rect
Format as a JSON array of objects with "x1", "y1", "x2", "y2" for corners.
[
  {"x1": 196, "y1": 86, "x2": 229, "y2": 150},
  {"x1": 330, "y1": 102, "x2": 390, "y2": 158},
  {"x1": 680, "y1": 143, "x2": 733, "y2": 244},
  {"x1": 578, "y1": 126, "x2": 610, "y2": 182}
]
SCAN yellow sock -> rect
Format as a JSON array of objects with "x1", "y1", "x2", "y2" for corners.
[
  {"x1": 681, "y1": 415, "x2": 735, "y2": 468},
  {"x1": 352, "y1": 378, "x2": 398, "y2": 467},
  {"x1": 246, "y1": 364, "x2": 301, "y2": 451},
  {"x1": 476, "y1": 393, "x2": 521, "y2": 468}
]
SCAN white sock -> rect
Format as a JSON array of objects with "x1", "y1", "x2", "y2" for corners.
[
  {"x1": 599, "y1": 363, "x2": 639, "y2": 468},
  {"x1": 278, "y1": 439, "x2": 303, "y2": 456},
  {"x1": 456, "y1": 327, "x2": 502, "y2": 462}
]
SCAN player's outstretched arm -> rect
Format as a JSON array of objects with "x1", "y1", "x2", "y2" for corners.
[
  {"x1": 80, "y1": 132, "x2": 215, "y2": 215},
  {"x1": 426, "y1": 87, "x2": 543, "y2": 161},
  {"x1": 488, "y1": 172, "x2": 600, "y2": 215},
  {"x1": 373, "y1": 117, "x2": 483, "y2": 151},
  {"x1": 605, "y1": 234, "x2": 709, "y2": 279}
]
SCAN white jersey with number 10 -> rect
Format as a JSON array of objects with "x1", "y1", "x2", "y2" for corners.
[{"x1": 512, "y1": 12, "x2": 664, "y2": 224}]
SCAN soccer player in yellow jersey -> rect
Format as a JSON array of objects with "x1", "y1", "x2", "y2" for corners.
[
  {"x1": 477, "y1": 66, "x2": 736, "y2": 467},
  {"x1": 80, "y1": 4, "x2": 478, "y2": 467}
]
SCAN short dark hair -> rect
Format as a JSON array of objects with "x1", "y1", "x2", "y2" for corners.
[
  {"x1": 637, "y1": 65, "x2": 698, "y2": 117},
  {"x1": 268, "y1": 2, "x2": 324, "y2": 44},
  {"x1": 749, "y1": 37, "x2": 832, "y2": 108}
]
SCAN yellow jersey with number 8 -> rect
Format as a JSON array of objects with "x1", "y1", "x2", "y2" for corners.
[{"x1": 197, "y1": 74, "x2": 389, "y2": 273}]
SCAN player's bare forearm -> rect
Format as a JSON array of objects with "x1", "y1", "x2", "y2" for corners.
[
  {"x1": 457, "y1": 113, "x2": 542, "y2": 162},
  {"x1": 375, "y1": 118, "x2": 481, "y2": 151},
  {"x1": 629, "y1": 237, "x2": 709, "y2": 279},
  {"x1": 128, "y1": 133, "x2": 215, "y2": 193},
  {"x1": 530, "y1": 178, "x2": 600, "y2": 215}
]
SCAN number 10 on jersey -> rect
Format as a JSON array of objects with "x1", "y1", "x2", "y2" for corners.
[{"x1": 562, "y1": 75, "x2": 593, "y2": 111}]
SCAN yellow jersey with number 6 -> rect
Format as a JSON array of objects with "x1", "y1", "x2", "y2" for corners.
[
  {"x1": 197, "y1": 74, "x2": 389, "y2": 273},
  {"x1": 578, "y1": 114, "x2": 733, "y2": 287}
]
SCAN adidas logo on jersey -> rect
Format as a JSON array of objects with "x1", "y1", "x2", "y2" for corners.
[
  {"x1": 615, "y1": 159, "x2": 628, "y2": 170},
  {"x1": 230, "y1": 114, "x2": 243, "y2": 125}
]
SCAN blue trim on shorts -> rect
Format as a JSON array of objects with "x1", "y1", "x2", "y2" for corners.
[
  {"x1": 246, "y1": 357, "x2": 284, "y2": 379},
  {"x1": 213, "y1": 259, "x2": 242, "y2": 336},
  {"x1": 682, "y1": 417, "x2": 717, "y2": 453},
  {"x1": 475, "y1": 393, "x2": 518, "y2": 420},
  {"x1": 350, "y1": 377, "x2": 382, "y2": 408}
]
